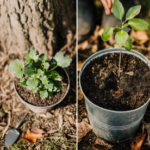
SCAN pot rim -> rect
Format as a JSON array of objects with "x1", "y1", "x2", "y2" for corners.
[
  {"x1": 14, "y1": 67, "x2": 70, "y2": 108},
  {"x1": 79, "y1": 48, "x2": 150, "y2": 113}
]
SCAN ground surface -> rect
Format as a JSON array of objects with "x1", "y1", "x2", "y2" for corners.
[{"x1": 0, "y1": 45, "x2": 76, "y2": 150}]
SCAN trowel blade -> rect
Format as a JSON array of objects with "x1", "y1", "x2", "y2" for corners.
[{"x1": 4, "y1": 129, "x2": 20, "y2": 147}]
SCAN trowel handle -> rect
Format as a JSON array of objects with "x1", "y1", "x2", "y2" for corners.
[{"x1": 15, "y1": 112, "x2": 28, "y2": 129}]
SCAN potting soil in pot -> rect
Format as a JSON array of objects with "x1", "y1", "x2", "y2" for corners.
[
  {"x1": 15, "y1": 67, "x2": 68, "y2": 107},
  {"x1": 81, "y1": 53, "x2": 150, "y2": 111}
]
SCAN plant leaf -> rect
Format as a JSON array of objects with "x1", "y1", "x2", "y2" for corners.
[
  {"x1": 20, "y1": 78, "x2": 27, "y2": 87},
  {"x1": 112, "y1": 0, "x2": 124, "y2": 20},
  {"x1": 115, "y1": 30, "x2": 128, "y2": 47},
  {"x1": 45, "y1": 82, "x2": 54, "y2": 92},
  {"x1": 32, "y1": 87, "x2": 38, "y2": 93},
  {"x1": 50, "y1": 71, "x2": 62, "y2": 81},
  {"x1": 37, "y1": 69, "x2": 44, "y2": 77},
  {"x1": 26, "y1": 78, "x2": 39, "y2": 90},
  {"x1": 39, "y1": 54, "x2": 48, "y2": 62},
  {"x1": 43, "y1": 62, "x2": 49, "y2": 70},
  {"x1": 24, "y1": 65, "x2": 35, "y2": 76},
  {"x1": 9, "y1": 59, "x2": 24, "y2": 78},
  {"x1": 128, "y1": 19, "x2": 149, "y2": 30},
  {"x1": 102, "y1": 27, "x2": 113, "y2": 41},
  {"x1": 124, "y1": 36, "x2": 132, "y2": 51},
  {"x1": 40, "y1": 89, "x2": 48, "y2": 99},
  {"x1": 40, "y1": 75, "x2": 48, "y2": 84},
  {"x1": 53, "y1": 52, "x2": 72, "y2": 68},
  {"x1": 123, "y1": 27, "x2": 130, "y2": 33},
  {"x1": 53, "y1": 82, "x2": 62, "y2": 92},
  {"x1": 113, "y1": 27, "x2": 121, "y2": 33},
  {"x1": 122, "y1": 24, "x2": 128, "y2": 28},
  {"x1": 48, "y1": 92, "x2": 53, "y2": 97},
  {"x1": 126, "y1": 5, "x2": 141, "y2": 20},
  {"x1": 24, "y1": 48, "x2": 39, "y2": 64}
]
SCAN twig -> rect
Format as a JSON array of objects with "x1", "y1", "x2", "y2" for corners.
[
  {"x1": 1, "y1": 111, "x2": 11, "y2": 139},
  {"x1": 118, "y1": 47, "x2": 122, "y2": 77}
]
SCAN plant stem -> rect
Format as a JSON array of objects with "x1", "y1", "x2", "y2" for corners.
[
  {"x1": 119, "y1": 47, "x2": 122, "y2": 77},
  {"x1": 50, "y1": 65, "x2": 58, "y2": 71}
]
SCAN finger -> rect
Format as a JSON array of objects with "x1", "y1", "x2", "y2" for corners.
[
  {"x1": 111, "y1": 8, "x2": 113, "y2": 13},
  {"x1": 101, "y1": 0, "x2": 111, "y2": 15},
  {"x1": 106, "y1": 0, "x2": 111, "y2": 8},
  {"x1": 112, "y1": 0, "x2": 114, "y2": 4}
]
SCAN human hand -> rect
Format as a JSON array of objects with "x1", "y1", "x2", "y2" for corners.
[{"x1": 100, "y1": 0, "x2": 114, "y2": 15}]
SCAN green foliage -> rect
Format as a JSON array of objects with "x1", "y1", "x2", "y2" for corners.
[
  {"x1": 101, "y1": 0, "x2": 149, "y2": 51},
  {"x1": 9, "y1": 48, "x2": 72, "y2": 99}
]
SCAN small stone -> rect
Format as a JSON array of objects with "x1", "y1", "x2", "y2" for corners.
[{"x1": 99, "y1": 83, "x2": 106, "y2": 90}]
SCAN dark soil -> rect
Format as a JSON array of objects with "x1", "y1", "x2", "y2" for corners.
[
  {"x1": 81, "y1": 53, "x2": 150, "y2": 111},
  {"x1": 15, "y1": 67, "x2": 68, "y2": 107}
]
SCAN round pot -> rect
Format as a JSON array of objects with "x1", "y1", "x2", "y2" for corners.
[
  {"x1": 14, "y1": 68, "x2": 70, "y2": 114},
  {"x1": 79, "y1": 48, "x2": 150, "y2": 143}
]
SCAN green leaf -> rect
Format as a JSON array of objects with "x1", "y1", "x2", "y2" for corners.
[
  {"x1": 40, "y1": 89, "x2": 48, "y2": 99},
  {"x1": 123, "y1": 27, "x2": 130, "y2": 33},
  {"x1": 43, "y1": 62, "x2": 49, "y2": 70},
  {"x1": 113, "y1": 27, "x2": 121, "y2": 33},
  {"x1": 45, "y1": 82, "x2": 54, "y2": 92},
  {"x1": 32, "y1": 87, "x2": 38, "y2": 93},
  {"x1": 24, "y1": 48, "x2": 39, "y2": 64},
  {"x1": 48, "y1": 92, "x2": 53, "y2": 97},
  {"x1": 39, "y1": 54, "x2": 48, "y2": 62},
  {"x1": 51, "y1": 59, "x2": 57, "y2": 66},
  {"x1": 122, "y1": 24, "x2": 128, "y2": 28},
  {"x1": 40, "y1": 75, "x2": 48, "y2": 84},
  {"x1": 50, "y1": 71, "x2": 62, "y2": 81},
  {"x1": 9, "y1": 59, "x2": 24, "y2": 78},
  {"x1": 124, "y1": 36, "x2": 132, "y2": 51},
  {"x1": 112, "y1": 0, "x2": 124, "y2": 20},
  {"x1": 24, "y1": 65, "x2": 35, "y2": 76},
  {"x1": 26, "y1": 78, "x2": 39, "y2": 90},
  {"x1": 126, "y1": 5, "x2": 141, "y2": 20},
  {"x1": 20, "y1": 78, "x2": 27, "y2": 87},
  {"x1": 128, "y1": 19, "x2": 149, "y2": 30},
  {"x1": 115, "y1": 30, "x2": 128, "y2": 47},
  {"x1": 53, "y1": 82, "x2": 62, "y2": 92},
  {"x1": 37, "y1": 69, "x2": 44, "y2": 77},
  {"x1": 101, "y1": 27, "x2": 113, "y2": 41},
  {"x1": 54, "y1": 52, "x2": 72, "y2": 68}
]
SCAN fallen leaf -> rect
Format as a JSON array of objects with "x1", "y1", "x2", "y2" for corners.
[
  {"x1": 144, "y1": 123, "x2": 150, "y2": 147},
  {"x1": 78, "y1": 120, "x2": 92, "y2": 142},
  {"x1": 78, "y1": 88, "x2": 83, "y2": 100},
  {"x1": 68, "y1": 116, "x2": 76, "y2": 126},
  {"x1": 131, "y1": 133, "x2": 146, "y2": 150},
  {"x1": 78, "y1": 61, "x2": 85, "y2": 71},
  {"x1": 95, "y1": 138, "x2": 112, "y2": 149},
  {"x1": 21, "y1": 129, "x2": 45, "y2": 143},
  {"x1": 125, "y1": 71, "x2": 134, "y2": 76},
  {"x1": 78, "y1": 41, "x2": 88, "y2": 51}
]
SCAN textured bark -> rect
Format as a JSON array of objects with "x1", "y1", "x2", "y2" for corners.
[{"x1": 0, "y1": 0, "x2": 75, "y2": 57}]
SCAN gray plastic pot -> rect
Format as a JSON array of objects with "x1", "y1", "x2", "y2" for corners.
[
  {"x1": 14, "y1": 68, "x2": 70, "y2": 114},
  {"x1": 79, "y1": 48, "x2": 150, "y2": 143}
]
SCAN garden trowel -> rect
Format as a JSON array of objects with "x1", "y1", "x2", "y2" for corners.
[{"x1": 4, "y1": 112, "x2": 28, "y2": 147}]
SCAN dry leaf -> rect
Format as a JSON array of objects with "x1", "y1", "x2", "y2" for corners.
[
  {"x1": 78, "y1": 41, "x2": 88, "y2": 51},
  {"x1": 21, "y1": 129, "x2": 45, "y2": 143},
  {"x1": 125, "y1": 71, "x2": 134, "y2": 76},
  {"x1": 68, "y1": 116, "x2": 76, "y2": 126},
  {"x1": 95, "y1": 138, "x2": 112, "y2": 149},
  {"x1": 114, "y1": 91, "x2": 121, "y2": 94},
  {"x1": 131, "y1": 133, "x2": 146, "y2": 150},
  {"x1": 78, "y1": 88, "x2": 83, "y2": 100},
  {"x1": 78, "y1": 120, "x2": 92, "y2": 142},
  {"x1": 144, "y1": 123, "x2": 150, "y2": 147},
  {"x1": 78, "y1": 61, "x2": 85, "y2": 71}
]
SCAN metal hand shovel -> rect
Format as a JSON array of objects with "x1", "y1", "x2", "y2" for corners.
[{"x1": 4, "y1": 112, "x2": 28, "y2": 147}]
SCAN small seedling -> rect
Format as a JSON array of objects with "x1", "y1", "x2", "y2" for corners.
[
  {"x1": 101, "y1": 0, "x2": 149, "y2": 76},
  {"x1": 9, "y1": 48, "x2": 72, "y2": 99}
]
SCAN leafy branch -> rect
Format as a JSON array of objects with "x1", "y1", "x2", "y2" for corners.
[
  {"x1": 101, "y1": 0, "x2": 149, "y2": 77},
  {"x1": 9, "y1": 48, "x2": 72, "y2": 99}
]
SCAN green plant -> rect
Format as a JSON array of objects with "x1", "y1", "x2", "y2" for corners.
[
  {"x1": 101, "y1": 0, "x2": 149, "y2": 76},
  {"x1": 9, "y1": 48, "x2": 72, "y2": 99}
]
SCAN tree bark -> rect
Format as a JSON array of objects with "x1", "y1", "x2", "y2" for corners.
[{"x1": 0, "y1": 0, "x2": 76, "y2": 57}]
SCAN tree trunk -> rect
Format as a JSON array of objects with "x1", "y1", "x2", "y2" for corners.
[{"x1": 0, "y1": 0, "x2": 76, "y2": 57}]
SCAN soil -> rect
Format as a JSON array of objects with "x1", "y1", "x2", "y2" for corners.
[
  {"x1": 15, "y1": 67, "x2": 68, "y2": 107},
  {"x1": 81, "y1": 53, "x2": 150, "y2": 111}
]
